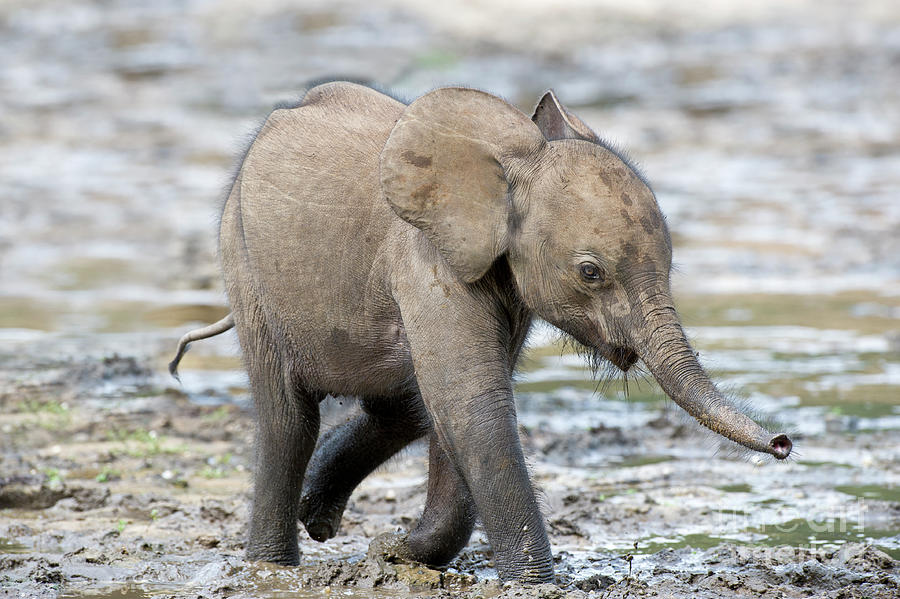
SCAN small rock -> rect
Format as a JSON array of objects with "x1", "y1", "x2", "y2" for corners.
[{"x1": 196, "y1": 535, "x2": 220, "y2": 548}]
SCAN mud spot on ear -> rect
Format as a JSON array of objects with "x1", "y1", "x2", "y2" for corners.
[
  {"x1": 621, "y1": 192, "x2": 633, "y2": 206},
  {"x1": 620, "y1": 209, "x2": 634, "y2": 226},
  {"x1": 401, "y1": 150, "x2": 433, "y2": 168},
  {"x1": 597, "y1": 169, "x2": 613, "y2": 189},
  {"x1": 412, "y1": 182, "x2": 439, "y2": 205},
  {"x1": 640, "y1": 215, "x2": 657, "y2": 235}
]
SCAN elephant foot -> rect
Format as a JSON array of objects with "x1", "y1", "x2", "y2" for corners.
[
  {"x1": 298, "y1": 494, "x2": 347, "y2": 542},
  {"x1": 245, "y1": 542, "x2": 300, "y2": 567}
]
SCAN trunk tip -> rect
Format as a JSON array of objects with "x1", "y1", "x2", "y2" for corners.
[{"x1": 769, "y1": 434, "x2": 792, "y2": 460}]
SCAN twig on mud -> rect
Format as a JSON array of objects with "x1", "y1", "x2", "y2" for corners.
[
  {"x1": 601, "y1": 541, "x2": 640, "y2": 598},
  {"x1": 623, "y1": 540, "x2": 638, "y2": 578}
]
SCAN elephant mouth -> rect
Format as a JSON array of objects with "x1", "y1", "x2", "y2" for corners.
[
  {"x1": 605, "y1": 346, "x2": 639, "y2": 372},
  {"x1": 561, "y1": 328, "x2": 639, "y2": 375}
]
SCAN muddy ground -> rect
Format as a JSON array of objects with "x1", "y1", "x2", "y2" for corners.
[
  {"x1": 0, "y1": 350, "x2": 897, "y2": 598},
  {"x1": 2, "y1": 0, "x2": 899, "y2": 597}
]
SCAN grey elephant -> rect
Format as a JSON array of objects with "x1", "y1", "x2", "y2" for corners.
[{"x1": 169, "y1": 81, "x2": 791, "y2": 583}]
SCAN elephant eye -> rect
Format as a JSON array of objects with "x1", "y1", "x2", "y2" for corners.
[{"x1": 579, "y1": 262, "x2": 603, "y2": 281}]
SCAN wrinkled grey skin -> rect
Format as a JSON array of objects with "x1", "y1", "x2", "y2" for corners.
[{"x1": 174, "y1": 82, "x2": 791, "y2": 583}]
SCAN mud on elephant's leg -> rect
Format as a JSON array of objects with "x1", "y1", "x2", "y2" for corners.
[{"x1": 299, "y1": 392, "x2": 429, "y2": 542}]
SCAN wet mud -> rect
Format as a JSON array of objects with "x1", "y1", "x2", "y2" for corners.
[
  {"x1": 2, "y1": 0, "x2": 899, "y2": 597},
  {"x1": 1, "y1": 348, "x2": 897, "y2": 598}
]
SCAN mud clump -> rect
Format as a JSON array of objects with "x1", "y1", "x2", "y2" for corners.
[
  {"x1": 573, "y1": 573, "x2": 616, "y2": 591},
  {"x1": 89, "y1": 354, "x2": 152, "y2": 381},
  {"x1": 0, "y1": 477, "x2": 69, "y2": 510},
  {"x1": 1, "y1": 373, "x2": 897, "y2": 598}
]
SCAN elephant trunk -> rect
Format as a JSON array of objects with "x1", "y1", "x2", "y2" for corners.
[{"x1": 630, "y1": 310, "x2": 792, "y2": 460}]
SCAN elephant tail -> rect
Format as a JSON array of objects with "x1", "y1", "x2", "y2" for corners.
[{"x1": 168, "y1": 312, "x2": 235, "y2": 382}]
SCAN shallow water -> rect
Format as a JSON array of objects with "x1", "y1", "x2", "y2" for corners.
[{"x1": 515, "y1": 310, "x2": 900, "y2": 561}]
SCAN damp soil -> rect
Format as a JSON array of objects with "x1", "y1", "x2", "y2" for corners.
[{"x1": 1, "y1": 349, "x2": 897, "y2": 599}]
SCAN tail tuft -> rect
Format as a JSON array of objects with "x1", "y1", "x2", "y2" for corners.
[{"x1": 168, "y1": 353, "x2": 185, "y2": 383}]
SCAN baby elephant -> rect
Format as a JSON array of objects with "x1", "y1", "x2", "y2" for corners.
[{"x1": 169, "y1": 82, "x2": 791, "y2": 583}]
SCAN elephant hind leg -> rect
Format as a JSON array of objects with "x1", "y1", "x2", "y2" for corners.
[
  {"x1": 298, "y1": 394, "x2": 478, "y2": 568},
  {"x1": 299, "y1": 392, "x2": 429, "y2": 542},
  {"x1": 237, "y1": 299, "x2": 322, "y2": 566}
]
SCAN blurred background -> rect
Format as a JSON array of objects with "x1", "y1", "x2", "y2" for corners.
[{"x1": 1, "y1": 0, "x2": 898, "y2": 594}]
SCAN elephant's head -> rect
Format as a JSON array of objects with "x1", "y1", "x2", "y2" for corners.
[{"x1": 381, "y1": 88, "x2": 792, "y2": 460}]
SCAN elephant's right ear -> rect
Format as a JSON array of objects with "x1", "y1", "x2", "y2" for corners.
[
  {"x1": 381, "y1": 88, "x2": 546, "y2": 283},
  {"x1": 531, "y1": 90, "x2": 600, "y2": 143}
]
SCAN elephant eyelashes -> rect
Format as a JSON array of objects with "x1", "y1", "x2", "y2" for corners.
[{"x1": 579, "y1": 262, "x2": 604, "y2": 282}]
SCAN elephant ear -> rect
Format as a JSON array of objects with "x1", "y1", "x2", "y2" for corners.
[
  {"x1": 531, "y1": 90, "x2": 600, "y2": 143},
  {"x1": 381, "y1": 88, "x2": 546, "y2": 283}
]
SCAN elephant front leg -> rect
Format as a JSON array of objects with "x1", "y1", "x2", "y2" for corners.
[
  {"x1": 426, "y1": 386, "x2": 553, "y2": 582},
  {"x1": 399, "y1": 304, "x2": 553, "y2": 582},
  {"x1": 405, "y1": 433, "x2": 477, "y2": 565}
]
